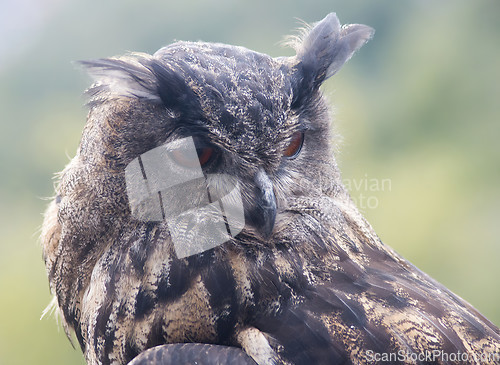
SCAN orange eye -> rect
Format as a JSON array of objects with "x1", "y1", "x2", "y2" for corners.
[
  {"x1": 283, "y1": 131, "x2": 304, "y2": 159},
  {"x1": 196, "y1": 146, "x2": 214, "y2": 166},
  {"x1": 171, "y1": 146, "x2": 215, "y2": 168}
]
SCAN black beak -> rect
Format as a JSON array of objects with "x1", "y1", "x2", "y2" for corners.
[{"x1": 246, "y1": 168, "x2": 277, "y2": 239}]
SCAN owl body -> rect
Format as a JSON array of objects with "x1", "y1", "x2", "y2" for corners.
[{"x1": 42, "y1": 13, "x2": 500, "y2": 365}]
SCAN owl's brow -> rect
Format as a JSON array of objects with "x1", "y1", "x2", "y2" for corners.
[
  {"x1": 279, "y1": 115, "x2": 309, "y2": 140},
  {"x1": 167, "y1": 119, "x2": 209, "y2": 137},
  {"x1": 297, "y1": 120, "x2": 310, "y2": 132}
]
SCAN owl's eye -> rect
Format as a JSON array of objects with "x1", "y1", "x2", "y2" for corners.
[
  {"x1": 283, "y1": 131, "x2": 304, "y2": 159},
  {"x1": 171, "y1": 145, "x2": 216, "y2": 168},
  {"x1": 196, "y1": 146, "x2": 215, "y2": 166}
]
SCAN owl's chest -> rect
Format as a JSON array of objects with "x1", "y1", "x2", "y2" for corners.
[{"x1": 81, "y1": 262, "x2": 226, "y2": 363}]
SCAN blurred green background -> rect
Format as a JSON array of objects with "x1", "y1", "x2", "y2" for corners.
[{"x1": 0, "y1": 0, "x2": 499, "y2": 364}]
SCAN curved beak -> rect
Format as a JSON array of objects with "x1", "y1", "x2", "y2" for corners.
[{"x1": 245, "y1": 168, "x2": 277, "y2": 239}]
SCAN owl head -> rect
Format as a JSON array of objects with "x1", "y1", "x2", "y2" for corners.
[
  {"x1": 73, "y1": 13, "x2": 373, "y2": 254},
  {"x1": 42, "y1": 13, "x2": 377, "y2": 363}
]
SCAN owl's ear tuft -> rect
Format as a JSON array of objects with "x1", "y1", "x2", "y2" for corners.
[
  {"x1": 290, "y1": 13, "x2": 374, "y2": 106},
  {"x1": 79, "y1": 56, "x2": 200, "y2": 117},
  {"x1": 79, "y1": 56, "x2": 162, "y2": 103}
]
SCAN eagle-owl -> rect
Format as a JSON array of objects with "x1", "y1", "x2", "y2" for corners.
[{"x1": 41, "y1": 13, "x2": 500, "y2": 365}]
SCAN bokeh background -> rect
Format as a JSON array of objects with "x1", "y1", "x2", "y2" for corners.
[{"x1": 0, "y1": 0, "x2": 499, "y2": 364}]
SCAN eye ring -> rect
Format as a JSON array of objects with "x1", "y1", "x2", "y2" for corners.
[{"x1": 283, "y1": 131, "x2": 304, "y2": 159}]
